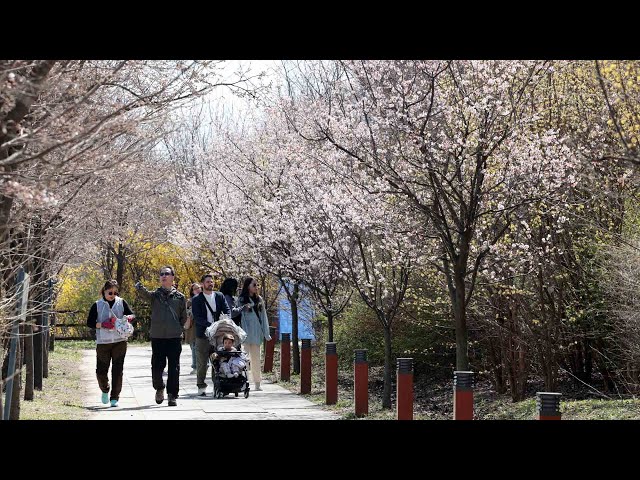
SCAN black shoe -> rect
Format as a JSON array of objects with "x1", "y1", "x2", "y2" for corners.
[
  {"x1": 155, "y1": 389, "x2": 165, "y2": 404},
  {"x1": 168, "y1": 394, "x2": 177, "y2": 407}
]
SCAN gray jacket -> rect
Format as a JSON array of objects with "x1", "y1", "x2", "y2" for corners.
[{"x1": 135, "y1": 284, "x2": 187, "y2": 339}]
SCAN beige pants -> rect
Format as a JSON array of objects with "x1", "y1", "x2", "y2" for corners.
[{"x1": 244, "y1": 343, "x2": 262, "y2": 384}]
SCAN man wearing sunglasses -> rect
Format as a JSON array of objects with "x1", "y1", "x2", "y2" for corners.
[{"x1": 135, "y1": 265, "x2": 188, "y2": 407}]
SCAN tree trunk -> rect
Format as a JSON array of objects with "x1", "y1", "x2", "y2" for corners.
[
  {"x1": 585, "y1": 339, "x2": 593, "y2": 383},
  {"x1": 593, "y1": 338, "x2": 617, "y2": 393},
  {"x1": 487, "y1": 336, "x2": 506, "y2": 394},
  {"x1": 291, "y1": 283, "x2": 300, "y2": 375},
  {"x1": 327, "y1": 311, "x2": 334, "y2": 343},
  {"x1": 43, "y1": 328, "x2": 49, "y2": 378},
  {"x1": 452, "y1": 269, "x2": 469, "y2": 370},
  {"x1": 34, "y1": 305, "x2": 43, "y2": 389},
  {"x1": 511, "y1": 302, "x2": 528, "y2": 401},
  {"x1": 116, "y1": 242, "x2": 125, "y2": 287},
  {"x1": 382, "y1": 324, "x2": 393, "y2": 409},
  {"x1": 0, "y1": 191, "x2": 16, "y2": 251},
  {"x1": 49, "y1": 312, "x2": 56, "y2": 352},
  {"x1": 0, "y1": 61, "x2": 57, "y2": 247},
  {"x1": 24, "y1": 323, "x2": 34, "y2": 400},
  {"x1": 1, "y1": 336, "x2": 8, "y2": 420}
]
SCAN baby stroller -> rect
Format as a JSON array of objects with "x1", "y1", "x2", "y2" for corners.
[{"x1": 205, "y1": 315, "x2": 250, "y2": 399}]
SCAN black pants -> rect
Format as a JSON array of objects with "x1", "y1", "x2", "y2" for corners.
[
  {"x1": 96, "y1": 341, "x2": 127, "y2": 400},
  {"x1": 151, "y1": 338, "x2": 182, "y2": 396}
]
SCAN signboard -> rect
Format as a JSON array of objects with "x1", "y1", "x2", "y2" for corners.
[{"x1": 277, "y1": 282, "x2": 315, "y2": 341}]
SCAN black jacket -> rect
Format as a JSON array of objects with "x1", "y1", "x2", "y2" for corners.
[{"x1": 191, "y1": 291, "x2": 231, "y2": 338}]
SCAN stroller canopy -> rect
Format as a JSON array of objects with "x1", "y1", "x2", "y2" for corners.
[{"x1": 205, "y1": 315, "x2": 247, "y2": 347}]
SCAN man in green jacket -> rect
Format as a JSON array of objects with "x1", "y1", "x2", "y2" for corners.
[{"x1": 135, "y1": 265, "x2": 188, "y2": 406}]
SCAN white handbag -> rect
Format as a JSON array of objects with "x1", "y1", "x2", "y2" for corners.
[{"x1": 113, "y1": 311, "x2": 134, "y2": 339}]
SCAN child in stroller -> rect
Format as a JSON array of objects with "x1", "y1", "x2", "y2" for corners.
[{"x1": 205, "y1": 315, "x2": 250, "y2": 399}]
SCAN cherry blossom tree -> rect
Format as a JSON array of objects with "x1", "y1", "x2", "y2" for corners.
[{"x1": 281, "y1": 60, "x2": 578, "y2": 372}]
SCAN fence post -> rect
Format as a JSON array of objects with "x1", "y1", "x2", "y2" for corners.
[
  {"x1": 537, "y1": 392, "x2": 562, "y2": 420},
  {"x1": 48, "y1": 281, "x2": 56, "y2": 353},
  {"x1": 453, "y1": 371, "x2": 474, "y2": 420},
  {"x1": 397, "y1": 358, "x2": 414, "y2": 420},
  {"x1": 280, "y1": 333, "x2": 291, "y2": 382},
  {"x1": 325, "y1": 342, "x2": 337, "y2": 405},
  {"x1": 4, "y1": 267, "x2": 30, "y2": 420},
  {"x1": 263, "y1": 326, "x2": 277, "y2": 373},
  {"x1": 44, "y1": 279, "x2": 55, "y2": 375},
  {"x1": 354, "y1": 349, "x2": 368, "y2": 417},
  {"x1": 300, "y1": 339, "x2": 312, "y2": 394},
  {"x1": 34, "y1": 288, "x2": 43, "y2": 389}
]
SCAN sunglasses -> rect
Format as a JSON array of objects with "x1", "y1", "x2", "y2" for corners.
[
  {"x1": 105, "y1": 291, "x2": 117, "y2": 296},
  {"x1": 160, "y1": 272, "x2": 174, "y2": 277}
]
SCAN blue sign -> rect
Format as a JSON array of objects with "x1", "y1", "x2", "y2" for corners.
[{"x1": 277, "y1": 283, "x2": 315, "y2": 341}]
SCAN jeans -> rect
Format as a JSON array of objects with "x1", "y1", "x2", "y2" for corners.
[
  {"x1": 151, "y1": 337, "x2": 182, "y2": 396},
  {"x1": 189, "y1": 339, "x2": 197, "y2": 369}
]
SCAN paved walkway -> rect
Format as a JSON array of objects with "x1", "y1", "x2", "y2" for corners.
[{"x1": 80, "y1": 344, "x2": 339, "y2": 420}]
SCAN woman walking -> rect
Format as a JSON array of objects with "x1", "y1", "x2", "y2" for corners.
[
  {"x1": 238, "y1": 277, "x2": 271, "y2": 391},
  {"x1": 86, "y1": 279, "x2": 134, "y2": 407}
]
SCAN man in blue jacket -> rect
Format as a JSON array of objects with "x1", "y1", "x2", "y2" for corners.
[{"x1": 191, "y1": 273, "x2": 230, "y2": 396}]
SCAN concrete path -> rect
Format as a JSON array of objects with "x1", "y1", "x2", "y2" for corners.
[{"x1": 80, "y1": 344, "x2": 340, "y2": 420}]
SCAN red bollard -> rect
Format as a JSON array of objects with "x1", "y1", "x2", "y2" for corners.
[
  {"x1": 397, "y1": 358, "x2": 414, "y2": 420},
  {"x1": 280, "y1": 333, "x2": 291, "y2": 382},
  {"x1": 325, "y1": 342, "x2": 337, "y2": 405},
  {"x1": 454, "y1": 371, "x2": 474, "y2": 420},
  {"x1": 354, "y1": 349, "x2": 368, "y2": 417},
  {"x1": 263, "y1": 326, "x2": 277, "y2": 373},
  {"x1": 537, "y1": 392, "x2": 562, "y2": 420},
  {"x1": 301, "y1": 339, "x2": 312, "y2": 394}
]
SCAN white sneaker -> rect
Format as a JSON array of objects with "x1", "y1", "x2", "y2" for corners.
[
  {"x1": 190, "y1": 368, "x2": 197, "y2": 374},
  {"x1": 198, "y1": 387, "x2": 206, "y2": 396},
  {"x1": 254, "y1": 382, "x2": 262, "y2": 391}
]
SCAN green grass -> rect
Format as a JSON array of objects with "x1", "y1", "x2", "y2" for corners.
[
  {"x1": 477, "y1": 397, "x2": 640, "y2": 420},
  {"x1": 561, "y1": 398, "x2": 640, "y2": 420},
  {"x1": 19, "y1": 340, "x2": 95, "y2": 420},
  {"x1": 476, "y1": 397, "x2": 537, "y2": 420}
]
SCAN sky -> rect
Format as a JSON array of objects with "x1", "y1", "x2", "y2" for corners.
[{"x1": 203, "y1": 60, "x2": 281, "y2": 116}]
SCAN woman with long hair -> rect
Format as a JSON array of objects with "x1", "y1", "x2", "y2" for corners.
[
  {"x1": 220, "y1": 277, "x2": 242, "y2": 326},
  {"x1": 238, "y1": 277, "x2": 271, "y2": 391}
]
